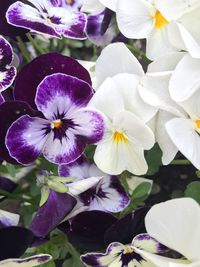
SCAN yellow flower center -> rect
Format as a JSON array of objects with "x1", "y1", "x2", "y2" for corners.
[
  {"x1": 51, "y1": 119, "x2": 63, "y2": 129},
  {"x1": 154, "y1": 10, "x2": 168, "y2": 29},
  {"x1": 195, "y1": 119, "x2": 200, "y2": 129},
  {"x1": 113, "y1": 131, "x2": 128, "y2": 144},
  {"x1": 123, "y1": 246, "x2": 133, "y2": 254},
  {"x1": 66, "y1": 0, "x2": 73, "y2": 5}
]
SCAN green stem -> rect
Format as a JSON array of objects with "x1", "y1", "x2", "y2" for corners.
[
  {"x1": 16, "y1": 36, "x2": 30, "y2": 62},
  {"x1": 26, "y1": 33, "x2": 45, "y2": 54},
  {"x1": 171, "y1": 159, "x2": 191, "y2": 165},
  {"x1": 126, "y1": 44, "x2": 151, "y2": 62},
  {"x1": 0, "y1": 189, "x2": 34, "y2": 204}
]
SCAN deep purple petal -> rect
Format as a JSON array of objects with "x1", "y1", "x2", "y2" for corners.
[
  {"x1": 6, "y1": 2, "x2": 61, "y2": 38},
  {"x1": 35, "y1": 73, "x2": 93, "y2": 120},
  {"x1": 29, "y1": 191, "x2": 77, "y2": 238},
  {"x1": 0, "y1": 101, "x2": 36, "y2": 164},
  {"x1": 14, "y1": 53, "x2": 92, "y2": 109},
  {"x1": 104, "y1": 207, "x2": 150, "y2": 246},
  {"x1": 0, "y1": 176, "x2": 17, "y2": 193},
  {"x1": 0, "y1": 226, "x2": 34, "y2": 260},
  {"x1": 0, "y1": 36, "x2": 13, "y2": 67},
  {"x1": 58, "y1": 155, "x2": 90, "y2": 178},
  {"x1": 0, "y1": 67, "x2": 17, "y2": 92},
  {"x1": 67, "y1": 211, "x2": 117, "y2": 251},
  {"x1": 6, "y1": 115, "x2": 49, "y2": 165},
  {"x1": 0, "y1": 94, "x2": 5, "y2": 105}
]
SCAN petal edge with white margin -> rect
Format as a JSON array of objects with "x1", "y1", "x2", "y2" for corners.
[
  {"x1": 116, "y1": 0, "x2": 155, "y2": 39},
  {"x1": 166, "y1": 117, "x2": 200, "y2": 169},
  {"x1": 145, "y1": 198, "x2": 200, "y2": 262},
  {"x1": 155, "y1": 111, "x2": 178, "y2": 165},
  {"x1": 99, "y1": 0, "x2": 117, "y2": 11},
  {"x1": 0, "y1": 210, "x2": 19, "y2": 228},
  {"x1": 169, "y1": 54, "x2": 200, "y2": 102},
  {"x1": 6, "y1": 115, "x2": 49, "y2": 165},
  {"x1": 0, "y1": 67, "x2": 17, "y2": 93},
  {"x1": 0, "y1": 94, "x2": 5, "y2": 105},
  {"x1": 0, "y1": 254, "x2": 52, "y2": 266},
  {"x1": 95, "y1": 42, "x2": 144, "y2": 89},
  {"x1": 81, "y1": 0, "x2": 105, "y2": 14}
]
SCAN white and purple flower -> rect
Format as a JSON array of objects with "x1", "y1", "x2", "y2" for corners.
[
  {"x1": 6, "y1": 73, "x2": 105, "y2": 165},
  {"x1": 59, "y1": 156, "x2": 130, "y2": 214},
  {"x1": 0, "y1": 36, "x2": 16, "y2": 92},
  {"x1": 6, "y1": 0, "x2": 87, "y2": 39}
]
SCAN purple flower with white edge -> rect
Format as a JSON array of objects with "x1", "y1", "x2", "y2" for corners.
[
  {"x1": 59, "y1": 156, "x2": 130, "y2": 213},
  {"x1": 0, "y1": 209, "x2": 52, "y2": 265},
  {"x1": 0, "y1": 36, "x2": 16, "y2": 92},
  {"x1": 6, "y1": 73, "x2": 105, "y2": 165},
  {"x1": 6, "y1": 0, "x2": 87, "y2": 39},
  {"x1": 81, "y1": 233, "x2": 167, "y2": 267}
]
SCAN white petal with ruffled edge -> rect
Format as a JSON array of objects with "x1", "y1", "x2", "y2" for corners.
[{"x1": 0, "y1": 254, "x2": 52, "y2": 266}]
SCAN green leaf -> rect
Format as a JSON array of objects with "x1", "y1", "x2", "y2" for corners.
[
  {"x1": 185, "y1": 181, "x2": 200, "y2": 203},
  {"x1": 145, "y1": 144, "x2": 162, "y2": 175},
  {"x1": 131, "y1": 182, "x2": 152, "y2": 199}
]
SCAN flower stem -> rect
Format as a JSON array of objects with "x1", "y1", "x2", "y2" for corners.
[
  {"x1": 126, "y1": 43, "x2": 151, "y2": 63},
  {"x1": 171, "y1": 159, "x2": 191, "y2": 165},
  {"x1": 16, "y1": 36, "x2": 30, "y2": 62},
  {"x1": 26, "y1": 33, "x2": 45, "y2": 55}
]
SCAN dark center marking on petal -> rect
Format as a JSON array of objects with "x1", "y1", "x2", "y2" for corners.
[
  {"x1": 118, "y1": 247, "x2": 145, "y2": 267},
  {"x1": 51, "y1": 118, "x2": 77, "y2": 142}
]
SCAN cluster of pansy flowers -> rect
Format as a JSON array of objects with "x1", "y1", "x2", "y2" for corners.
[{"x1": 1, "y1": 0, "x2": 200, "y2": 266}]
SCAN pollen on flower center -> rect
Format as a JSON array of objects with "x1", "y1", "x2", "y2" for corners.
[
  {"x1": 195, "y1": 119, "x2": 200, "y2": 129},
  {"x1": 51, "y1": 119, "x2": 63, "y2": 129},
  {"x1": 154, "y1": 10, "x2": 168, "y2": 29},
  {"x1": 113, "y1": 131, "x2": 128, "y2": 144},
  {"x1": 66, "y1": 0, "x2": 73, "y2": 5},
  {"x1": 123, "y1": 246, "x2": 134, "y2": 254}
]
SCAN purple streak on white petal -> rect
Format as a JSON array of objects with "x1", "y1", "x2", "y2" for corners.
[
  {"x1": 0, "y1": 66, "x2": 16, "y2": 92},
  {"x1": 6, "y1": 2, "x2": 61, "y2": 38},
  {"x1": 0, "y1": 210, "x2": 20, "y2": 229},
  {"x1": 79, "y1": 176, "x2": 130, "y2": 213},
  {"x1": 86, "y1": 11, "x2": 115, "y2": 46},
  {"x1": 58, "y1": 156, "x2": 90, "y2": 180},
  {"x1": 35, "y1": 73, "x2": 93, "y2": 121},
  {"x1": 70, "y1": 108, "x2": 105, "y2": 144},
  {"x1": 6, "y1": 115, "x2": 50, "y2": 165},
  {"x1": 132, "y1": 233, "x2": 169, "y2": 254},
  {"x1": 0, "y1": 36, "x2": 13, "y2": 67},
  {"x1": 0, "y1": 254, "x2": 52, "y2": 266},
  {"x1": 42, "y1": 129, "x2": 86, "y2": 164}
]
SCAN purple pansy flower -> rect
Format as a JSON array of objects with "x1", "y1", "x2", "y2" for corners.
[
  {"x1": 59, "y1": 156, "x2": 130, "y2": 214},
  {"x1": 6, "y1": 73, "x2": 105, "y2": 165},
  {"x1": 0, "y1": 36, "x2": 16, "y2": 92},
  {"x1": 6, "y1": 0, "x2": 87, "y2": 39}
]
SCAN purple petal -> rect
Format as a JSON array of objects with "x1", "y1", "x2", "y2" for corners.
[
  {"x1": 0, "y1": 94, "x2": 5, "y2": 105},
  {"x1": 56, "y1": 11, "x2": 87, "y2": 40},
  {"x1": 0, "y1": 67, "x2": 17, "y2": 92},
  {"x1": 0, "y1": 210, "x2": 19, "y2": 229},
  {"x1": 0, "y1": 226, "x2": 34, "y2": 260},
  {"x1": 0, "y1": 36, "x2": 13, "y2": 67},
  {"x1": 35, "y1": 73, "x2": 93, "y2": 120},
  {"x1": 0, "y1": 0, "x2": 29, "y2": 37},
  {"x1": 42, "y1": 129, "x2": 86, "y2": 165},
  {"x1": 70, "y1": 108, "x2": 105, "y2": 144},
  {"x1": 86, "y1": 11, "x2": 115, "y2": 46},
  {"x1": 14, "y1": 53, "x2": 92, "y2": 109},
  {"x1": 6, "y1": 115, "x2": 49, "y2": 165},
  {"x1": 6, "y1": 2, "x2": 61, "y2": 38},
  {"x1": 29, "y1": 191, "x2": 77, "y2": 238},
  {"x1": 0, "y1": 101, "x2": 36, "y2": 164},
  {"x1": 67, "y1": 211, "x2": 117, "y2": 251},
  {"x1": 104, "y1": 207, "x2": 150, "y2": 246},
  {"x1": 79, "y1": 176, "x2": 130, "y2": 213},
  {"x1": 58, "y1": 155, "x2": 90, "y2": 179},
  {"x1": 0, "y1": 176, "x2": 17, "y2": 194}
]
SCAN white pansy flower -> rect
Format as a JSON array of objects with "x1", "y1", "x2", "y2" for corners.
[{"x1": 106, "y1": 0, "x2": 200, "y2": 59}]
